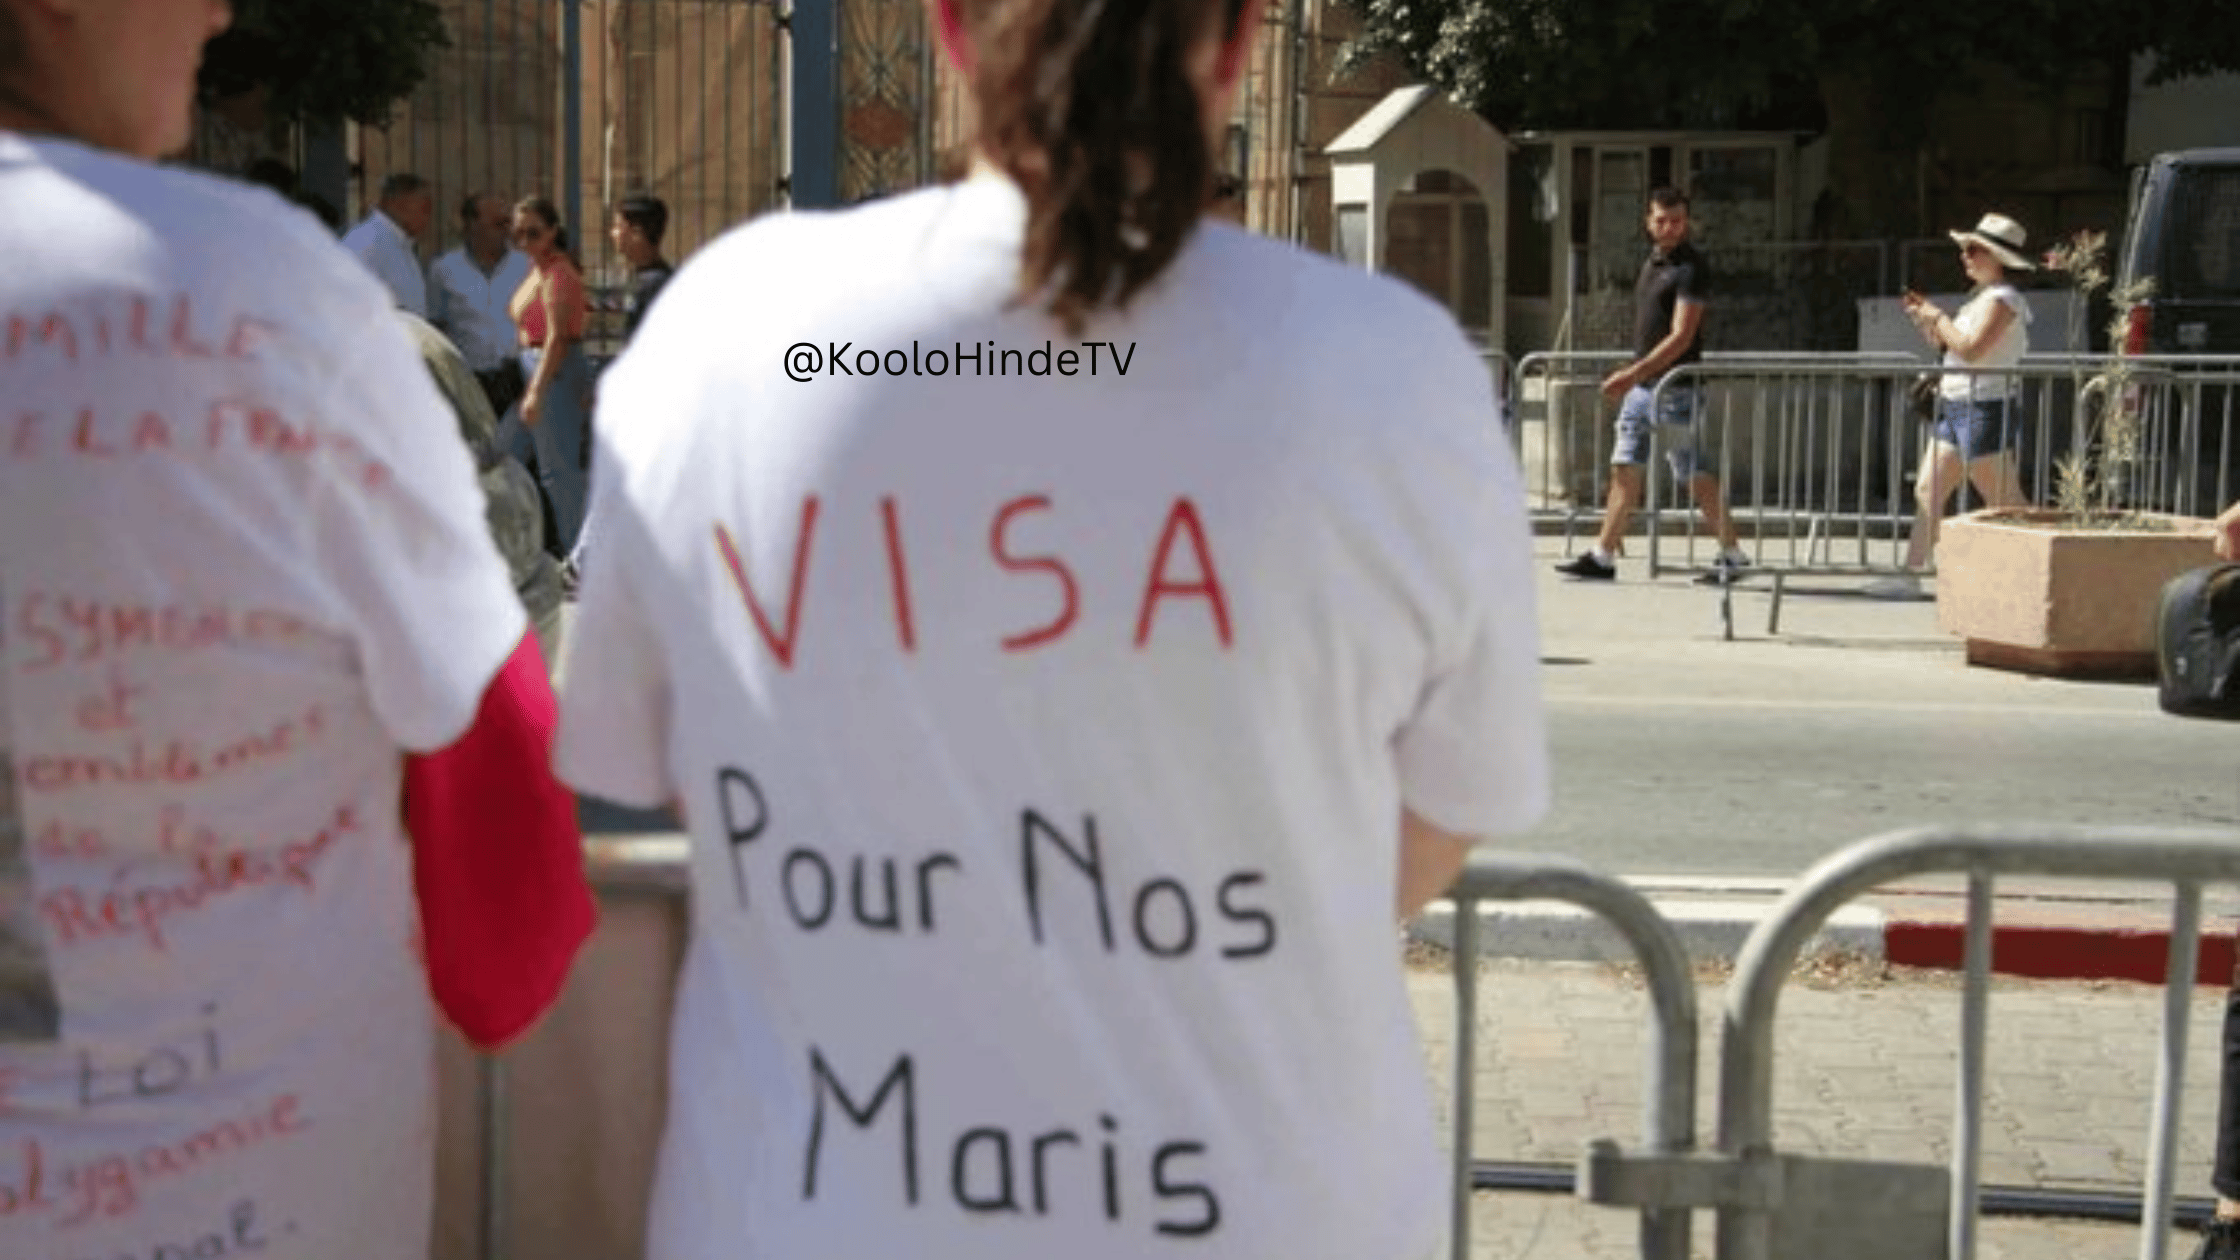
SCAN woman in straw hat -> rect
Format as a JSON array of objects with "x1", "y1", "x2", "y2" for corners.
[{"x1": 1866, "y1": 212, "x2": 2038, "y2": 599}]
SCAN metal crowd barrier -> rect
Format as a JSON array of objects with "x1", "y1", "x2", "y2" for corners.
[
  {"x1": 1442, "y1": 853, "x2": 1701, "y2": 1260},
  {"x1": 1569, "y1": 824, "x2": 2240, "y2": 1260},
  {"x1": 460, "y1": 823, "x2": 2240, "y2": 1260},
  {"x1": 1608, "y1": 356, "x2": 2240, "y2": 636},
  {"x1": 1514, "y1": 351, "x2": 1924, "y2": 548}
]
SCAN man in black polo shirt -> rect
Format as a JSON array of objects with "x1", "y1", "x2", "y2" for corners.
[{"x1": 1555, "y1": 186, "x2": 1747, "y2": 583}]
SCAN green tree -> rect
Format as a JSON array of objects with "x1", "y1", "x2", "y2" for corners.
[
  {"x1": 197, "y1": 0, "x2": 449, "y2": 127},
  {"x1": 1340, "y1": 0, "x2": 2240, "y2": 230}
]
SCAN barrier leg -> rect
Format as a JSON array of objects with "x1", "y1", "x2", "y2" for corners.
[
  {"x1": 1451, "y1": 899, "x2": 1480, "y2": 1260},
  {"x1": 1767, "y1": 572, "x2": 1785, "y2": 637},
  {"x1": 480, "y1": 1053, "x2": 509, "y2": 1260},
  {"x1": 2140, "y1": 884, "x2": 2204, "y2": 1260}
]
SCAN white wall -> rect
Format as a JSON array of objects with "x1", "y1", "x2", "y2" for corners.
[
  {"x1": 2127, "y1": 56, "x2": 2240, "y2": 164},
  {"x1": 1857, "y1": 291, "x2": 2090, "y2": 357}
]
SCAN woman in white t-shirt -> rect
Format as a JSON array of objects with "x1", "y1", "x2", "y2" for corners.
[
  {"x1": 0, "y1": 3, "x2": 591, "y2": 1257},
  {"x1": 557, "y1": 0, "x2": 1547, "y2": 1255},
  {"x1": 1869, "y1": 212, "x2": 2038, "y2": 599}
]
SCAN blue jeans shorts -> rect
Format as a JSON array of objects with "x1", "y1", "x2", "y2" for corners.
[
  {"x1": 1931, "y1": 396, "x2": 2019, "y2": 461},
  {"x1": 1613, "y1": 384, "x2": 1706, "y2": 479}
]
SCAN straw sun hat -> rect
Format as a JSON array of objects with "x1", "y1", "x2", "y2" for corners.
[{"x1": 1948, "y1": 213, "x2": 2035, "y2": 271}]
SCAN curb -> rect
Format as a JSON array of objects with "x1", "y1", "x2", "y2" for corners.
[
  {"x1": 1883, "y1": 921, "x2": 2237, "y2": 986},
  {"x1": 1413, "y1": 878, "x2": 2240, "y2": 987},
  {"x1": 1409, "y1": 897, "x2": 1885, "y2": 965}
]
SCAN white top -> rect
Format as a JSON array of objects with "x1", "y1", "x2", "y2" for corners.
[
  {"x1": 0, "y1": 134, "x2": 524, "y2": 1258},
  {"x1": 1939, "y1": 282, "x2": 2033, "y2": 400},
  {"x1": 339, "y1": 209, "x2": 429, "y2": 318},
  {"x1": 556, "y1": 173, "x2": 1550, "y2": 1260},
  {"x1": 429, "y1": 246, "x2": 534, "y2": 373}
]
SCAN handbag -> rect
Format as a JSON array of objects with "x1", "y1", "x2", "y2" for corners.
[{"x1": 1907, "y1": 374, "x2": 1940, "y2": 423}]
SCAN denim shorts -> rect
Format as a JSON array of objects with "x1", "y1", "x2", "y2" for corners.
[
  {"x1": 1613, "y1": 384, "x2": 1705, "y2": 478},
  {"x1": 1931, "y1": 396, "x2": 2019, "y2": 460}
]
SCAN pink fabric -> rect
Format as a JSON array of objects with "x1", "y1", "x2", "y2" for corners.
[{"x1": 404, "y1": 633, "x2": 595, "y2": 1048}]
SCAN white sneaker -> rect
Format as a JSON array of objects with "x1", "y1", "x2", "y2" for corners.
[{"x1": 1861, "y1": 573, "x2": 1924, "y2": 601}]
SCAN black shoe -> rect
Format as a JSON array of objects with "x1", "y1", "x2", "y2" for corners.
[
  {"x1": 1693, "y1": 553, "x2": 1752, "y2": 587},
  {"x1": 2190, "y1": 1218, "x2": 2240, "y2": 1260},
  {"x1": 1554, "y1": 553, "x2": 1617, "y2": 580}
]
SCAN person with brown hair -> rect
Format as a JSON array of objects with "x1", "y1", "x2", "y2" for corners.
[
  {"x1": 554, "y1": 0, "x2": 1549, "y2": 1253},
  {"x1": 508, "y1": 195, "x2": 594, "y2": 555},
  {"x1": 0, "y1": 1, "x2": 591, "y2": 1255}
]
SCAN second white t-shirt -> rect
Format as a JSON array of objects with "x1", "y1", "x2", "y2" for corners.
[{"x1": 558, "y1": 171, "x2": 1550, "y2": 1260}]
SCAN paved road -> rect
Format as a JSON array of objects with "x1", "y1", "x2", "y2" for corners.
[
  {"x1": 582, "y1": 544, "x2": 2240, "y2": 878},
  {"x1": 1534, "y1": 550, "x2": 2240, "y2": 875}
]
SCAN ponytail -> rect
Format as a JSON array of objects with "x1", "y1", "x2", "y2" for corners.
[{"x1": 972, "y1": 0, "x2": 1242, "y2": 335}]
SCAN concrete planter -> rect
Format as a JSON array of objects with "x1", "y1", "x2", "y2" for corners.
[{"x1": 1935, "y1": 509, "x2": 2219, "y2": 677}]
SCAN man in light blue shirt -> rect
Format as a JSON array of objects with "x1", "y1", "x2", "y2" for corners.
[
  {"x1": 430, "y1": 190, "x2": 534, "y2": 418},
  {"x1": 341, "y1": 172, "x2": 434, "y2": 317}
]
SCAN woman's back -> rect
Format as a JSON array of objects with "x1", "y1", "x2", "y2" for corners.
[
  {"x1": 558, "y1": 172, "x2": 1547, "y2": 1259},
  {"x1": 0, "y1": 136, "x2": 527, "y2": 1254}
]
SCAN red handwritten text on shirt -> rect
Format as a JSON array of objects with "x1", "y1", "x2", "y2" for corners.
[
  {"x1": 6, "y1": 400, "x2": 392, "y2": 491},
  {"x1": 18, "y1": 704, "x2": 325, "y2": 794},
  {"x1": 36, "y1": 801, "x2": 355, "y2": 954},
  {"x1": 0, "y1": 1091, "x2": 307, "y2": 1228},
  {"x1": 14, "y1": 596, "x2": 313, "y2": 674},
  {"x1": 712, "y1": 494, "x2": 1234, "y2": 667},
  {"x1": 2, "y1": 293, "x2": 275, "y2": 367}
]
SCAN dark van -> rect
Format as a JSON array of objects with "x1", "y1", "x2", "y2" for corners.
[
  {"x1": 2115, "y1": 148, "x2": 2240, "y2": 512},
  {"x1": 2117, "y1": 148, "x2": 2240, "y2": 356}
]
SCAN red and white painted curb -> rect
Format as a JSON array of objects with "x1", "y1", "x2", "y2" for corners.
[{"x1": 1414, "y1": 876, "x2": 2240, "y2": 987}]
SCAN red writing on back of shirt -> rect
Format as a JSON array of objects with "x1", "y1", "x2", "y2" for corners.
[
  {"x1": 37, "y1": 800, "x2": 355, "y2": 954},
  {"x1": 2, "y1": 293, "x2": 274, "y2": 367},
  {"x1": 712, "y1": 493, "x2": 1234, "y2": 667},
  {"x1": 13, "y1": 595, "x2": 312, "y2": 674},
  {"x1": 0, "y1": 1091, "x2": 308, "y2": 1227}
]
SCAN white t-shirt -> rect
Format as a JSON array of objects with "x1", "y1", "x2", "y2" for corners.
[
  {"x1": 0, "y1": 135, "x2": 524, "y2": 1258},
  {"x1": 556, "y1": 173, "x2": 1550, "y2": 1260},
  {"x1": 1939, "y1": 282, "x2": 2033, "y2": 399},
  {"x1": 340, "y1": 210, "x2": 429, "y2": 318}
]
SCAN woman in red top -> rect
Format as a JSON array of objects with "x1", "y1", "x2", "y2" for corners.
[{"x1": 510, "y1": 196, "x2": 593, "y2": 554}]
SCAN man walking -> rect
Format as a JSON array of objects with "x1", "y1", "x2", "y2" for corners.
[
  {"x1": 430, "y1": 191, "x2": 535, "y2": 420},
  {"x1": 342, "y1": 172, "x2": 436, "y2": 317},
  {"x1": 1555, "y1": 186, "x2": 1747, "y2": 583}
]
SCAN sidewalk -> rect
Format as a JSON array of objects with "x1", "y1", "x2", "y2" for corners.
[
  {"x1": 1409, "y1": 956, "x2": 2222, "y2": 1259},
  {"x1": 1405, "y1": 537, "x2": 2240, "y2": 1256}
]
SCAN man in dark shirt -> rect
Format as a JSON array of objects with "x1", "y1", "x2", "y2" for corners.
[
  {"x1": 610, "y1": 193, "x2": 674, "y2": 342},
  {"x1": 1555, "y1": 186, "x2": 1746, "y2": 583}
]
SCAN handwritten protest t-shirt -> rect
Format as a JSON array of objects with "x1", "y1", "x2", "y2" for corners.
[
  {"x1": 557, "y1": 171, "x2": 1550, "y2": 1260},
  {"x1": 0, "y1": 135, "x2": 526, "y2": 1258}
]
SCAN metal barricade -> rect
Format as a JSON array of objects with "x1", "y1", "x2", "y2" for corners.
[
  {"x1": 1517, "y1": 351, "x2": 1920, "y2": 548},
  {"x1": 1638, "y1": 357, "x2": 2240, "y2": 637},
  {"x1": 1578, "y1": 823, "x2": 2240, "y2": 1260},
  {"x1": 1442, "y1": 853, "x2": 1701, "y2": 1260}
]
